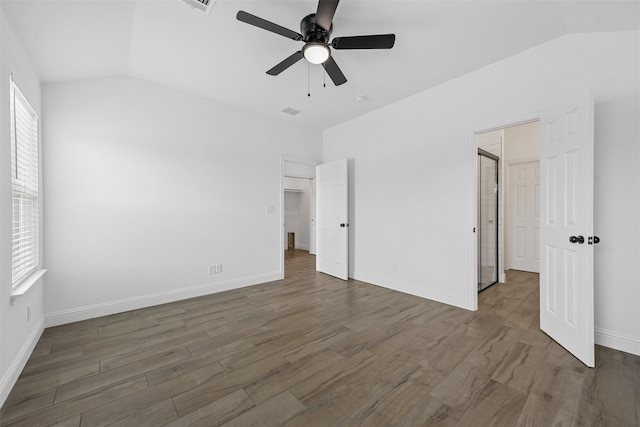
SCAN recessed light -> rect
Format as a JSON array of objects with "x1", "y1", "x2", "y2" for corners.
[{"x1": 354, "y1": 95, "x2": 368, "y2": 103}]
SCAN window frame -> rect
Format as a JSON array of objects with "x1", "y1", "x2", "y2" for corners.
[{"x1": 10, "y1": 76, "x2": 41, "y2": 290}]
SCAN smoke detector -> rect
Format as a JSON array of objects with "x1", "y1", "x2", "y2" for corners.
[{"x1": 180, "y1": 0, "x2": 217, "y2": 15}]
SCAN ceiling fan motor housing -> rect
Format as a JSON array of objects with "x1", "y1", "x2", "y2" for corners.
[{"x1": 301, "y1": 14, "x2": 332, "y2": 43}]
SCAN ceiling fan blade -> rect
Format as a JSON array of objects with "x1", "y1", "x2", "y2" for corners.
[
  {"x1": 332, "y1": 34, "x2": 396, "y2": 50},
  {"x1": 322, "y1": 55, "x2": 347, "y2": 86},
  {"x1": 267, "y1": 51, "x2": 304, "y2": 76},
  {"x1": 315, "y1": 0, "x2": 339, "y2": 32},
  {"x1": 237, "y1": 11, "x2": 303, "y2": 41}
]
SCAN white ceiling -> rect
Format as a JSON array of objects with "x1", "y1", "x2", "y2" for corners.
[{"x1": 2, "y1": 0, "x2": 638, "y2": 130}]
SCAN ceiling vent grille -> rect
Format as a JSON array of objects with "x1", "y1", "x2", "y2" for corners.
[
  {"x1": 281, "y1": 107, "x2": 302, "y2": 116},
  {"x1": 180, "y1": 0, "x2": 217, "y2": 15}
]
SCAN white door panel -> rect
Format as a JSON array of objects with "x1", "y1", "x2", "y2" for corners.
[
  {"x1": 508, "y1": 161, "x2": 540, "y2": 272},
  {"x1": 540, "y1": 91, "x2": 594, "y2": 367},
  {"x1": 316, "y1": 159, "x2": 348, "y2": 280}
]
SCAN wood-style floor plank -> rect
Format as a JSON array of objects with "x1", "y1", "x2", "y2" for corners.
[{"x1": 1, "y1": 250, "x2": 639, "y2": 426}]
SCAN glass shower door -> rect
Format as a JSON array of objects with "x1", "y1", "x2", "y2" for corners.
[{"x1": 478, "y1": 150, "x2": 499, "y2": 291}]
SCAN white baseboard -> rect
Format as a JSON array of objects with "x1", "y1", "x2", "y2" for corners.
[
  {"x1": 351, "y1": 271, "x2": 469, "y2": 310},
  {"x1": 595, "y1": 327, "x2": 640, "y2": 357},
  {"x1": 0, "y1": 319, "x2": 44, "y2": 408},
  {"x1": 294, "y1": 244, "x2": 309, "y2": 251},
  {"x1": 45, "y1": 272, "x2": 281, "y2": 328}
]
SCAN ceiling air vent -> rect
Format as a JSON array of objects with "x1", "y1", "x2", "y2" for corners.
[
  {"x1": 180, "y1": 0, "x2": 217, "y2": 15},
  {"x1": 281, "y1": 107, "x2": 302, "y2": 116}
]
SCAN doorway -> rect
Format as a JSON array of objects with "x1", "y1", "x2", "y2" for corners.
[
  {"x1": 281, "y1": 158, "x2": 317, "y2": 278},
  {"x1": 284, "y1": 176, "x2": 314, "y2": 253},
  {"x1": 470, "y1": 92, "x2": 596, "y2": 367},
  {"x1": 280, "y1": 157, "x2": 350, "y2": 281},
  {"x1": 475, "y1": 121, "x2": 541, "y2": 293}
]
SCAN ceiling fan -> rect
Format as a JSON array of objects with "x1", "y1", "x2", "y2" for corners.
[{"x1": 236, "y1": 0, "x2": 395, "y2": 86}]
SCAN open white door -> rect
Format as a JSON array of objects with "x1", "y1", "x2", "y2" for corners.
[
  {"x1": 316, "y1": 159, "x2": 348, "y2": 280},
  {"x1": 540, "y1": 91, "x2": 595, "y2": 367}
]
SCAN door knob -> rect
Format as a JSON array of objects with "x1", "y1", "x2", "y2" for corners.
[
  {"x1": 340, "y1": 223, "x2": 349, "y2": 228},
  {"x1": 569, "y1": 235, "x2": 584, "y2": 244}
]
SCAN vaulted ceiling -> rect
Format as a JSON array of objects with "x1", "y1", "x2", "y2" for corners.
[{"x1": 2, "y1": 0, "x2": 638, "y2": 129}]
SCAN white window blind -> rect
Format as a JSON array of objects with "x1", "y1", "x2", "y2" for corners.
[{"x1": 10, "y1": 78, "x2": 40, "y2": 288}]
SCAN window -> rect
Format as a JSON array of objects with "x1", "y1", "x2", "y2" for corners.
[{"x1": 10, "y1": 78, "x2": 40, "y2": 289}]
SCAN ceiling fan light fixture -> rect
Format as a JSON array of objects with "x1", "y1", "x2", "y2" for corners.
[{"x1": 303, "y1": 43, "x2": 330, "y2": 64}]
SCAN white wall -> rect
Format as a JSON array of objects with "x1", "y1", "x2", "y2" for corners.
[
  {"x1": 477, "y1": 130, "x2": 503, "y2": 156},
  {"x1": 42, "y1": 76, "x2": 322, "y2": 326},
  {"x1": 504, "y1": 121, "x2": 540, "y2": 162},
  {"x1": 593, "y1": 93, "x2": 640, "y2": 353},
  {"x1": 0, "y1": 8, "x2": 45, "y2": 407},
  {"x1": 283, "y1": 161, "x2": 316, "y2": 179},
  {"x1": 323, "y1": 31, "x2": 640, "y2": 355}
]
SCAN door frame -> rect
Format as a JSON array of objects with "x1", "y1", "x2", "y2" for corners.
[
  {"x1": 477, "y1": 148, "x2": 500, "y2": 291},
  {"x1": 280, "y1": 155, "x2": 319, "y2": 278},
  {"x1": 467, "y1": 114, "x2": 541, "y2": 310}
]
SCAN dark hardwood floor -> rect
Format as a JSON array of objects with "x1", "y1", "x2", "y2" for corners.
[{"x1": 1, "y1": 249, "x2": 638, "y2": 426}]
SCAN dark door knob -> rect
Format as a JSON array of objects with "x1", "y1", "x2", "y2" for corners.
[
  {"x1": 569, "y1": 235, "x2": 584, "y2": 244},
  {"x1": 340, "y1": 223, "x2": 349, "y2": 228}
]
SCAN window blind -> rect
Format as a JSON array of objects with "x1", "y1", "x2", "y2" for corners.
[{"x1": 10, "y1": 79, "x2": 40, "y2": 288}]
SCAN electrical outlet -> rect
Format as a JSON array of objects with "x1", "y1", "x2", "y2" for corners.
[
  {"x1": 216, "y1": 264, "x2": 222, "y2": 273},
  {"x1": 208, "y1": 265, "x2": 216, "y2": 275}
]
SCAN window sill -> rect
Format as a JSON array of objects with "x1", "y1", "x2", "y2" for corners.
[{"x1": 11, "y1": 269, "x2": 47, "y2": 305}]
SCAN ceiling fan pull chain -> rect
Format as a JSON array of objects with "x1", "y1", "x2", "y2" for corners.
[
  {"x1": 307, "y1": 62, "x2": 311, "y2": 97},
  {"x1": 324, "y1": 68, "x2": 326, "y2": 88}
]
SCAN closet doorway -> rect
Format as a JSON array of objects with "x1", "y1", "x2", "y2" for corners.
[
  {"x1": 284, "y1": 176, "x2": 315, "y2": 253},
  {"x1": 281, "y1": 159, "x2": 317, "y2": 277}
]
